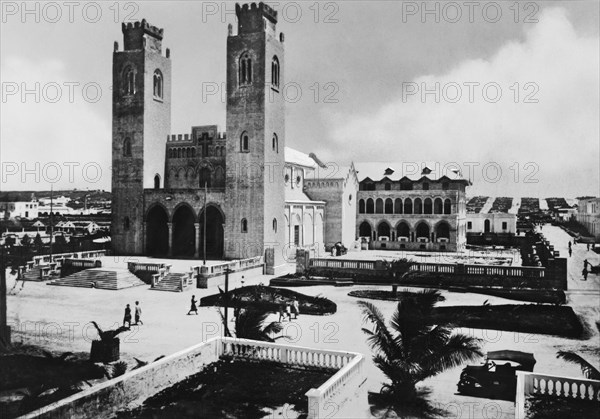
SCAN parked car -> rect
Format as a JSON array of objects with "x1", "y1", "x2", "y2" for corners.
[{"x1": 457, "y1": 350, "x2": 536, "y2": 400}]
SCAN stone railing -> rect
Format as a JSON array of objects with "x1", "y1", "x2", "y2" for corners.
[
  {"x1": 515, "y1": 371, "x2": 600, "y2": 419},
  {"x1": 306, "y1": 257, "x2": 556, "y2": 288},
  {"x1": 23, "y1": 250, "x2": 107, "y2": 279},
  {"x1": 19, "y1": 337, "x2": 365, "y2": 419},
  {"x1": 127, "y1": 262, "x2": 166, "y2": 273},
  {"x1": 195, "y1": 256, "x2": 264, "y2": 277},
  {"x1": 219, "y1": 337, "x2": 366, "y2": 419}
]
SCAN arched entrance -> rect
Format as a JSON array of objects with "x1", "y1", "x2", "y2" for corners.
[
  {"x1": 359, "y1": 221, "x2": 372, "y2": 238},
  {"x1": 416, "y1": 222, "x2": 430, "y2": 240},
  {"x1": 484, "y1": 219, "x2": 491, "y2": 233},
  {"x1": 172, "y1": 205, "x2": 196, "y2": 258},
  {"x1": 396, "y1": 222, "x2": 410, "y2": 239},
  {"x1": 199, "y1": 205, "x2": 224, "y2": 259},
  {"x1": 436, "y1": 222, "x2": 450, "y2": 239},
  {"x1": 377, "y1": 221, "x2": 391, "y2": 239},
  {"x1": 146, "y1": 205, "x2": 169, "y2": 256}
]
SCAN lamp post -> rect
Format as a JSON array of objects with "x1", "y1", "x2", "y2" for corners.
[{"x1": 0, "y1": 242, "x2": 10, "y2": 350}]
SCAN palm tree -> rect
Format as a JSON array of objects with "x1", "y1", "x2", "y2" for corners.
[
  {"x1": 389, "y1": 258, "x2": 416, "y2": 293},
  {"x1": 359, "y1": 289, "x2": 483, "y2": 403},
  {"x1": 220, "y1": 305, "x2": 286, "y2": 342},
  {"x1": 556, "y1": 351, "x2": 600, "y2": 380}
]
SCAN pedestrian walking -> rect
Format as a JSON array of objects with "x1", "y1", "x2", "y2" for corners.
[
  {"x1": 587, "y1": 243, "x2": 590, "y2": 251},
  {"x1": 134, "y1": 301, "x2": 143, "y2": 325},
  {"x1": 568, "y1": 247, "x2": 572, "y2": 257},
  {"x1": 188, "y1": 295, "x2": 199, "y2": 315},
  {"x1": 568, "y1": 241, "x2": 572, "y2": 249},
  {"x1": 584, "y1": 259, "x2": 589, "y2": 270},
  {"x1": 582, "y1": 268, "x2": 588, "y2": 281},
  {"x1": 292, "y1": 299, "x2": 300, "y2": 319},
  {"x1": 123, "y1": 304, "x2": 132, "y2": 327},
  {"x1": 278, "y1": 304, "x2": 287, "y2": 322}
]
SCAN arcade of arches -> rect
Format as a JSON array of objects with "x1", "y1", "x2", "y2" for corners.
[
  {"x1": 145, "y1": 203, "x2": 225, "y2": 259},
  {"x1": 358, "y1": 197, "x2": 453, "y2": 215},
  {"x1": 358, "y1": 219, "x2": 452, "y2": 243}
]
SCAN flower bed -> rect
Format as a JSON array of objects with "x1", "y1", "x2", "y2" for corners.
[{"x1": 200, "y1": 285, "x2": 337, "y2": 315}]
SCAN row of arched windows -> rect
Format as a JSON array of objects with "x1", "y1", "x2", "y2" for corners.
[
  {"x1": 167, "y1": 146, "x2": 226, "y2": 159},
  {"x1": 169, "y1": 166, "x2": 225, "y2": 188},
  {"x1": 239, "y1": 132, "x2": 279, "y2": 153},
  {"x1": 238, "y1": 52, "x2": 280, "y2": 89},
  {"x1": 359, "y1": 220, "x2": 451, "y2": 241},
  {"x1": 359, "y1": 197, "x2": 452, "y2": 215},
  {"x1": 122, "y1": 66, "x2": 163, "y2": 99}
]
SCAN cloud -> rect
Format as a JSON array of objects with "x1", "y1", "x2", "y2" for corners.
[
  {"x1": 1, "y1": 56, "x2": 111, "y2": 191},
  {"x1": 324, "y1": 7, "x2": 599, "y2": 197}
]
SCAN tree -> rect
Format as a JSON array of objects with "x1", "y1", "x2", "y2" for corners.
[
  {"x1": 21, "y1": 234, "x2": 31, "y2": 247},
  {"x1": 389, "y1": 258, "x2": 416, "y2": 293},
  {"x1": 33, "y1": 233, "x2": 43, "y2": 250},
  {"x1": 556, "y1": 351, "x2": 600, "y2": 380},
  {"x1": 359, "y1": 289, "x2": 483, "y2": 404}
]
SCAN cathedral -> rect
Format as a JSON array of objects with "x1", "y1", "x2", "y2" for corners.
[{"x1": 110, "y1": 3, "x2": 358, "y2": 274}]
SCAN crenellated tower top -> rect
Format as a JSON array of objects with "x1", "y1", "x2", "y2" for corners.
[
  {"x1": 121, "y1": 19, "x2": 165, "y2": 53},
  {"x1": 235, "y1": 2, "x2": 278, "y2": 34}
]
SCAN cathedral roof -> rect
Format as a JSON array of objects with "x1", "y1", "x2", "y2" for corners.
[
  {"x1": 285, "y1": 147, "x2": 318, "y2": 168},
  {"x1": 354, "y1": 162, "x2": 470, "y2": 183}
]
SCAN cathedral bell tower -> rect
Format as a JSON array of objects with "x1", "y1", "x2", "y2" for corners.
[
  {"x1": 111, "y1": 20, "x2": 171, "y2": 255},
  {"x1": 224, "y1": 3, "x2": 286, "y2": 274}
]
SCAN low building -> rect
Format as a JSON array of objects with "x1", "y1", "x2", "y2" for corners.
[
  {"x1": 576, "y1": 197, "x2": 600, "y2": 240},
  {"x1": 466, "y1": 197, "x2": 518, "y2": 235},
  {"x1": 355, "y1": 163, "x2": 470, "y2": 252}
]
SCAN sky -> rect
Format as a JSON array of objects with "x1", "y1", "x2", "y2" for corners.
[{"x1": 1, "y1": 1, "x2": 598, "y2": 198}]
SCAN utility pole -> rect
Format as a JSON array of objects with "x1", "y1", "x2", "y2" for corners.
[
  {"x1": 49, "y1": 185, "x2": 54, "y2": 259},
  {"x1": 223, "y1": 267, "x2": 231, "y2": 337},
  {"x1": 0, "y1": 243, "x2": 10, "y2": 350}
]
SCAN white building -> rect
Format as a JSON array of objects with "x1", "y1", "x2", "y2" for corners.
[
  {"x1": 0, "y1": 200, "x2": 39, "y2": 219},
  {"x1": 466, "y1": 196, "x2": 517, "y2": 235},
  {"x1": 576, "y1": 197, "x2": 600, "y2": 240}
]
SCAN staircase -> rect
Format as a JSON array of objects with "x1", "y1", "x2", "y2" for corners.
[
  {"x1": 151, "y1": 273, "x2": 187, "y2": 292},
  {"x1": 48, "y1": 268, "x2": 146, "y2": 290},
  {"x1": 20, "y1": 266, "x2": 44, "y2": 281}
]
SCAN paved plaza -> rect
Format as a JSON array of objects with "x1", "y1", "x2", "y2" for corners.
[{"x1": 5, "y1": 225, "x2": 599, "y2": 418}]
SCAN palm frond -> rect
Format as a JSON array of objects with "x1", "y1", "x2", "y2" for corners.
[
  {"x1": 557, "y1": 351, "x2": 600, "y2": 380},
  {"x1": 358, "y1": 300, "x2": 397, "y2": 358}
]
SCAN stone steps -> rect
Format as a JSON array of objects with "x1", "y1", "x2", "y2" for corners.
[
  {"x1": 151, "y1": 273, "x2": 187, "y2": 292},
  {"x1": 20, "y1": 267, "x2": 45, "y2": 281},
  {"x1": 48, "y1": 268, "x2": 146, "y2": 290}
]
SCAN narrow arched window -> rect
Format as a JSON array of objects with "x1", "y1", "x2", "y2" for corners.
[
  {"x1": 123, "y1": 137, "x2": 132, "y2": 157},
  {"x1": 153, "y1": 69, "x2": 163, "y2": 99},
  {"x1": 240, "y1": 131, "x2": 249, "y2": 152},
  {"x1": 271, "y1": 56, "x2": 280, "y2": 88},
  {"x1": 239, "y1": 52, "x2": 252, "y2": 85},
  {"x1": 154, "y1": 174, "x2": 160, "y2": 189},
  {"x1": 241, "y1": 218, "x2": 248, "y2": 233},
  {"x1": 123, "y1": 66, "x2": 135, "y2": 95},
  {"x1": 273, "y1": 218, "x2": 277, "y2": 232},
  {"x1": 272, "y1": 133, "x2": 278, "y2": 153}
]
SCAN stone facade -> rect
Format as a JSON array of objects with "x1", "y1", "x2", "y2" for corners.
[
  {"x1": 110, "y1": 4, "x2": 351, "y2": 271},
  {"x1": 355, "y1": 164, "x2": 469, "y2": 252}
]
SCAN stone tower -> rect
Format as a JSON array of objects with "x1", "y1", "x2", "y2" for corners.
[
  {"x1": 224, "y1": 3, "x2": 286, "y2": 274},
  {"x1": 111, "y1": 20, "x2": 171, "y2": 255}
]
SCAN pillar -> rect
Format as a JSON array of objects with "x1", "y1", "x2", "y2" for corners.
[
  {"x1": 194, "y1": 223, "x2": 200, "y2": 259},
  {"x1": 142, "y1": 222, "x2": 147, "y2": 254},
  {"x1": 167, "y1": 222, "x2": 173, "y2": 257}
]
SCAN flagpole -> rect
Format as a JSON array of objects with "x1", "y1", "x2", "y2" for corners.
[{"x1": 203, "y1": 181, "x2": 207, "y2": 265}]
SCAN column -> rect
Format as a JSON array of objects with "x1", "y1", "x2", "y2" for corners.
[
  {"x1": 194, "y1": 223, "x2": 200, "y2": 259},
  {"x1": 142, "y1": 222, "x2": 147, "y2": 254},
  {"x1": 167, "y1": 222, "x2": 173, "y2": 257}
]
